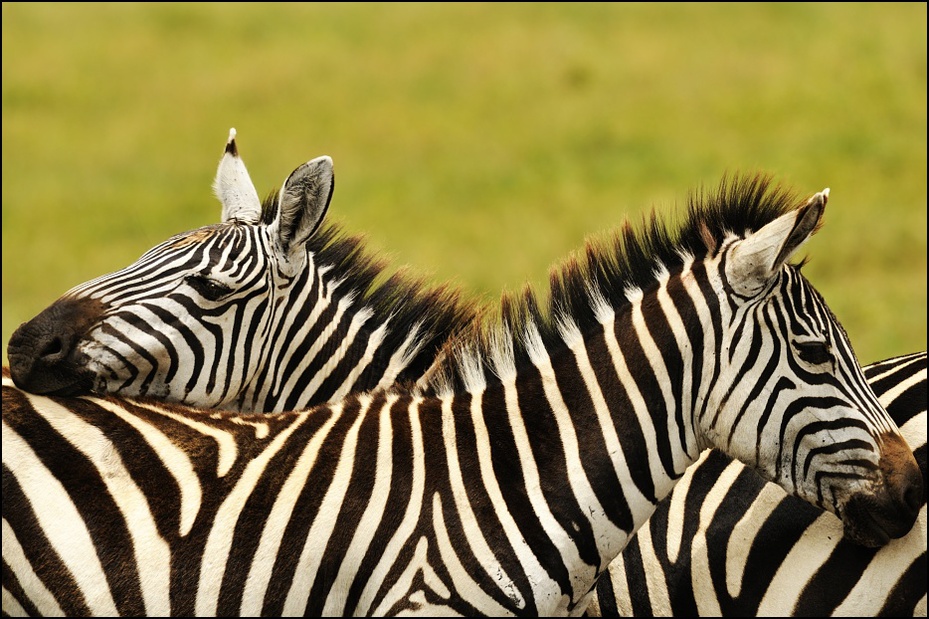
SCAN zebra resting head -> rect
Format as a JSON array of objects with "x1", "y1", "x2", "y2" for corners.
[
  {"x1": 695, "y1": 185, "x2": 921, "y2": 548},
  {"x1": 7, "y1": 129, "x2": 473, "y2": 412}
]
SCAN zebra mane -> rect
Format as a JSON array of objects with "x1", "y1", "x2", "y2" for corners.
[
  {"x1": 421, "y1": 172, "x2": 813, "y2": 397},
  {"x1": 258, "y1": 190, "x2": 479, "y2": 388}
]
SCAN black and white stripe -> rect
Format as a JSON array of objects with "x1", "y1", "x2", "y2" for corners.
[
  {"x1": 589, "y1": 350, "x2": 927, "y2": 617},
  {"x1": 3, "y1": 176, "x2": 922, "y2": 616},
  {"x1": 6, "y1": 129, "x2": 473, "y2": 412}
]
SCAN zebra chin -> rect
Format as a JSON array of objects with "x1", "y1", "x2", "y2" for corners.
[
  {"x1": 6, "y1": 350, "x2": 97, "y2": 397},
  {"x1": 6, "y1": 358, "x2": 96, "y2": 397},
  {"x1": 838, "y1": 431, "x2": 923, "y2": 548}
]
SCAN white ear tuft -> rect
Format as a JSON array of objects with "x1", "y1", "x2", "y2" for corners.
[{"x1": 214, "y1": 128, "x2": 262, "y2": 224}]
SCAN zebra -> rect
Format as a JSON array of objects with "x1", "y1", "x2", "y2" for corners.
[
  {"x1": 4, "y1": 133, "x2": 925, "y2": 615},
  {"x1": 3, "y1": 175, "x2": 923, "y2": 616},
  {"x1": 588, "y1": 350, "x2": 928, "y2": 617},
  {"x1": 3, "y1": 353, "x2": 923, "y2": 618},
  {"x1": 6, "y1": 129, "x2": 475, "y2": 412}
]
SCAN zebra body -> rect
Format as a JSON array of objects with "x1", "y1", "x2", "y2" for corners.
[
  {"x1": 589, "y1": 351, "x2": 927, "y2": 617},
  {"x1": 6, "y1": 354, "x2": 923, "y2": 617},
  {"x1": 3, "y1": 175, "x2": 922, "y2": 616},
  {"x1": 7, "y1": 129, "x2": 472, "y2": 412}
]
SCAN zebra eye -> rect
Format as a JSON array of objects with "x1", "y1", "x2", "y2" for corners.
[
  {"x1": 794, "y1": 340, "x2": 833, "y2": 366},
  {"x1": 185, "y1": 275, "x2": 232, "y2": 301}
]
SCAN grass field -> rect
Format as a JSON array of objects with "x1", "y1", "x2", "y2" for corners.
[{"x1": 2, "y1": 3, "x2": 926, "y2": 370}]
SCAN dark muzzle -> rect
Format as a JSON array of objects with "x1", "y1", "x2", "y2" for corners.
[
  {"x1": 7, "y1": 296, "x2": 107, "y2": 396},
  {"x1": 841, "y1": 431, "x2": 924, "y2": 548}
]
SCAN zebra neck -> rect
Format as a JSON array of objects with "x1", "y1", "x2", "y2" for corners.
[
  {"x1": 238, "y1": 258, "x2": 467, "y2": 413},
  {"x1": 233, "y1": 266, "x2": 397, "y2": 412},
  {"x1": 431, "y1": 313, "x2": 711, "y2": 599}
]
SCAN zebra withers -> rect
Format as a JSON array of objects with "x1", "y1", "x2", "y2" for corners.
[
  {"x1": 7, "y1": 129, "x2": 474, "y2": 412},
  {"x1": 3, "y1": 176, "x2": 922, "y2": 615},
  {"x1": 588, "y1": 350, "x2": 927, "y2": 617}
]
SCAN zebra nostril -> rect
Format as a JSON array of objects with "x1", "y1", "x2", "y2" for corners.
[
  {"x1": 903, "y1": 480, "x2": 923, "y2": 513},
  {"x1": 39, "y1": 335, "x2": 66, "y2": 360}
]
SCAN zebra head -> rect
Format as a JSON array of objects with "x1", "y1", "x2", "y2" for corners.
[
  {"x1": 7, "y1": 129, "x2": 414, "y2": 410},
  {"x1": 702, "y1": 188, "x2": 922, "y2": 548},
  {"x1": 8, "y1": 129, "x2": 333, "y2": 406}
]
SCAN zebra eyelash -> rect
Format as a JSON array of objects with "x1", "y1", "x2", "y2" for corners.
[
  {"x1": 793, "y1": 339, "x2": 833, "y2": 366},
  {"x1": 184, "y1": 274, "x2": 233, "y2": 302}
]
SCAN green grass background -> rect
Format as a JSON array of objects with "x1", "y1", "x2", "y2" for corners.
[{"x1": 3, "y1": 3, "x2": 926, "y2": 370}]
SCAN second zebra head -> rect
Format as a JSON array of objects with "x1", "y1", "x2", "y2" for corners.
[{"x1": 7, "y1": 129, "x2": 471, "y2": 412}]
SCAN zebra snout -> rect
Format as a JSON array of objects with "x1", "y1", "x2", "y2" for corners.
[
  {"x1": 880, "y1": 430, "x2": 925, "y2": 524},
  {"x1": 840, "y1": 431, "x2": 923, "y2": 548},
  {"x1": 7, "y1": 296, "x2": 106, "y2": 396}
]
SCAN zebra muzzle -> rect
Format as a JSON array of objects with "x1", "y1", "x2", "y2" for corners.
[
  {"x1": 7, "y1": 296, "x2": 106, "y2": 396},
  {"x1": 840, "y1": 431, "x2": 923, "y2": 548}
]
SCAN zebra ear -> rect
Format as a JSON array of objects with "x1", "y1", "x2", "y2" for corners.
[
  {"x1": 271, "y1": 155, "x2": 334, "y2": 261},
  {"x1": 214, "y1": 128, "x2": 262, "y2": 224},
  {"x1": 727, "y1": 188, "x2": 828, "y2": 296}
]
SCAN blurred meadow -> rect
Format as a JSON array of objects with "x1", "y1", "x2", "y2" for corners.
[{"x1": 2, "y1": 2, "x2": 926, "y2": 368}]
